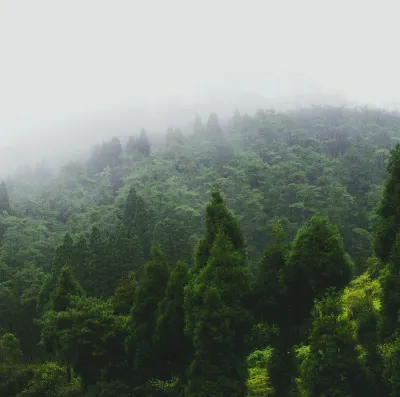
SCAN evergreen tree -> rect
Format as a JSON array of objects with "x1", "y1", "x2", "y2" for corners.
[
  {"x1": 112, "y1": 271, "x2": 138, "y2": 315},
  {"x1": 52, "y1": 232, "x2": 74, "y2": 271},
  {"x1": 128, "y1": 246, "x2": 170, "y2": 386},
  {"x1": 86, "y1": 226, "x2": 108, "y2": 297},
  {"x1": 375, "y1": 143, "x2": 400, "y2": 263},
  {"x1": 185, "y1": 231, "x2": 252, "y2": 397},
  {"x1": 380, "y1": 233, "x2": 400, "y2": 338},
  {"x1": 51, "y1": 265, "x2": 83, "y2": 312},
  {"x1": 72, "y1": 234, "x2": 88, "y2": 285},
  {"x1": 195, "y1": 188, "x2": 245, "y2": 271},
  {"x1": 155, "y1": 261, "x2": 191, "y2": 382},
  {"x1": 123, "y1": 187, "x2": 151, "y2": 260},
  {"x1": 138, "y1": 129, "x2": 151, "y2": 157},
  {"x1": 254, "y1": 220, "x2": 288, "y2": 325},
  {"x1": 0, "y1": 181, "x2": 11, "y2": 214},
  {"x1": 283, "y1": 216, "x2": 352, "y2": 337},
  {"x1": 300, "y1": 290, "x2": 374, "y2": 397},
  {"x1": 205, "y1": 113, "x2": 222, "y2": 136}
]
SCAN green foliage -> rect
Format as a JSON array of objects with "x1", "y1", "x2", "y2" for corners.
[
  {"x1": 51, "y1": 266, "x2": 83, "y2": 312},
  {"x1": 155, "y1": 261, "x2": 191, "y2": 381},
  {"x1": 0, "y1": 333, "x2": 22, "y2": 364},
  {"x1": 185, "y1": 229, "x2": 252, "y2": 397},
  {"x1": 195, "y1": 189, "x2": 245, "y2": 271},
  {"x1": 380, "y1": 335, "x2": 400, "y2": 397},
  {"x1": 128, "y1": 246, "x2": 170, "y2": 385},
  {"x1": 254, "y1": 220, "x2": 289, "y2": 326},
  {"x1": 299, "y1": 290, "x2": 375, "y2": 397},
  {"x1": 284, "y1": 216, "x2": 352, "y2": 334},
  {"x1": 375, "y1": 144, "x2": 400, "y2": 263}
]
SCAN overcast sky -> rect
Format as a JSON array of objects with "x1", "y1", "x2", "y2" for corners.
[{"x1": 1, "y1": 0, "x2": 400, "y2": 146}]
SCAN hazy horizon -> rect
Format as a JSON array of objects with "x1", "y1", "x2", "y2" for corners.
[{"x1": 1, "y1": 0, "x2": 400, "y2": 174}]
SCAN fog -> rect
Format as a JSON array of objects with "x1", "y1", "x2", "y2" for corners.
[{"x1": 1, "y1": 0, "x2": 399, "y2": 175}]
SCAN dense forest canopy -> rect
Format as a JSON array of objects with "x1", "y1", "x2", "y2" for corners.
[{"x1": 1, "y1": 105, "x2": 400, "y2": 396}]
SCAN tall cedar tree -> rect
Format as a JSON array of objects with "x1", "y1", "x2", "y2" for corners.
[
  {"x1": 380, "y1": 233, "x2": 400, "y2": 338},
  {"x1": 154, "y1": 261, "x2": 191, "y2": 382},
  {"x1": 283, "y1": 216, "x2": 352, "y2": 340},
  {"x1": 195, "y1": 189, "x2": 245, "y2": 271},
  {"x1": 185, "y1": 231, "x2": 252, "y2": 397},
  {"x1": 128, "y1": 246, "x2": 170, "y2": 386},
  {"x1": 0, "y1": 181, "x2": 11, "y2": 213},
  {"x1": 86, "y1": 226, "x2": 108, "y2": 297},
  {"x1": 123, "y1": 187, "x2": 151, "y2": 261},
  {"x1": 50, "y1": 265, "x2": 83, "y2": 312},
  {"x1": 72, "y1": 234, "x2": 88, "y2": 286},
  {"x1": 254, "y1": 221, "x2": 294, "y2": 397},
  {"x1": 300, "y1": 290, "x2": 375, "y2": 397},
  {"x1": 37, "y1": 233, "x2": 75, "y2": 312},
  {"x1": 254, "y1": 220, "x2": 288, "y2": 325},
  {"x1": 41, "y1": 265, "x2": 83, "y2": 382},
  {"x1": 375, "y1": 143, "x2": 400, "y2": 263}
]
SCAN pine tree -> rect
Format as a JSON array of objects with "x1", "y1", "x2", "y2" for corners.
[
  {"x1": 155, "y1": 261, "x2": 191, "y2": 381},
  {"x1": 375, "y1": 143, "x2": 400, "y2": 263},
  {"x1": 86, "y1": 226, "x2": 108, "y2": 297},
  {"x1": 380, "y1": 233, "x2": 400, "y2": 338},
  {"x1": 51, "y1": 265, "x2": 83, "y2": 312},
  {"x1": 123, "y1": 187, "x2": 151, "y2": 261},
  {"x1": 52, "y1": 232, "x2": 74, "y2": 271},
  {"x1": 0, "y1": 181, "x2": 11, "y2": 214},
  {"x1": 254, "y1": 220, "x2": 288, "y2": 325},
  {"x1": 72, "y1": 233, "x2": 88, "y2": 286},
  {"x1": 128, "y1": 246, "x2": 170, "y2": 386},
  {"x1": 300, "y1": 290, "x2": 375, "y2": 397},
  {"x1": 283, "y1": 216, "x2": 352, "y2": 337},
  {"x1": 205, "y1": 113, "x2": 222, "y2": 136},
  {"x1": 195, "y1": 188, "x2": 244, "y2": 271},
  {"x1": 185, "y1": 231, "x2": 252, "y2": 397}
]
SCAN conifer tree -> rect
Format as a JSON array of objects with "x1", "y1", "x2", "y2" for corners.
[
  {"x1": 380, "y1": 233, "x2": 400, "y2": 338},
  {"x1": 283, "y1": 216, "x2": 352, "y2": 336},
  {"x1": 86, "y1": 226, "x2": 108, "y2": 297},
  {"x1": 72, "y1": 233, "x2": 88, "y2": 285},
  {"x1": 155, "y1": 261, "x2": 191, "y2": 382},
  {"x1": 128, "y1": 246, "x2": 170, "y2": 386},
  {"x1": 375, "y1": 143, "x2": 400, "y2": 263},
  {"x1": 195, "y1": 188, "x2": 244, "y2": 271},
  {"x1": 51, "y1": 265, "x2": 83, "y2": 312},
  {"x1": 123, "y1": 187, "x2": 151, "y2": 261},
  {"x1": 300, "y1": 290, "x2": 374, "y2": 397},
  {"x1": 205, "y1": 113, "x2": 222, "y2": 136},
  {"x1": 254, "y1": 220, "x2": 288, "y2": 325},
  {"x1": 52, "y1": 232, "x2": 74, "y2": 271},
  {"x1": 0, "y1": 181, "x2": 11, "y2": 214},
  {"x1": 185, "y1": 231, "x2": 252, "y2": 397}
]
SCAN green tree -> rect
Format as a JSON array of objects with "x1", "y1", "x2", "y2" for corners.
[
  {"x1": 195, "y1": 189, "x2": 245, "y2": 271},
  {"x1": 283, "y1": 216, "x2": 352, "y2": 337},
  {"x1": 253, "y1": 220, "x2": 288, "y2": 325},
  {"x1": 300, "y1": 290, "x2": 375, "y2": 397},
  {"x1": 123, "y1": 187, "x2": 152, "y2": 261},
  {"x1": 155, "y1": 261, "x2": 191, "y2": 382},
  {"x1": 128, "y1": 246, "x2": 170, "y2": 386},
  {"x1": 185, "y1": 231, "x2": 252, "y2": 397},
  {"x1": 0, "y1": 181, "x2": 11, "y2": 214},
  {"x1": 374, "y1": 143, "x2": 400, "y2": 263},
  {"x1": 380, "y1": 233, "x2": 400, "y2": 338},
  {"x1": 51, "y1": 265, "x2": 83, "y2": 312}
]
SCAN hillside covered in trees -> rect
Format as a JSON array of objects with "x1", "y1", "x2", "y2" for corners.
[{"x1": 1, "y1": 105, "x2": 400, "y2": 396}]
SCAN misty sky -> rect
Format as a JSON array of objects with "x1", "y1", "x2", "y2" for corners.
[{"x1": 1, "y1": 0, "x2": 400, "y2": 144}]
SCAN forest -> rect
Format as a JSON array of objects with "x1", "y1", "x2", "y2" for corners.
[{"x1": 1, "y1": 105, "x2": 400, "y2": 397}]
